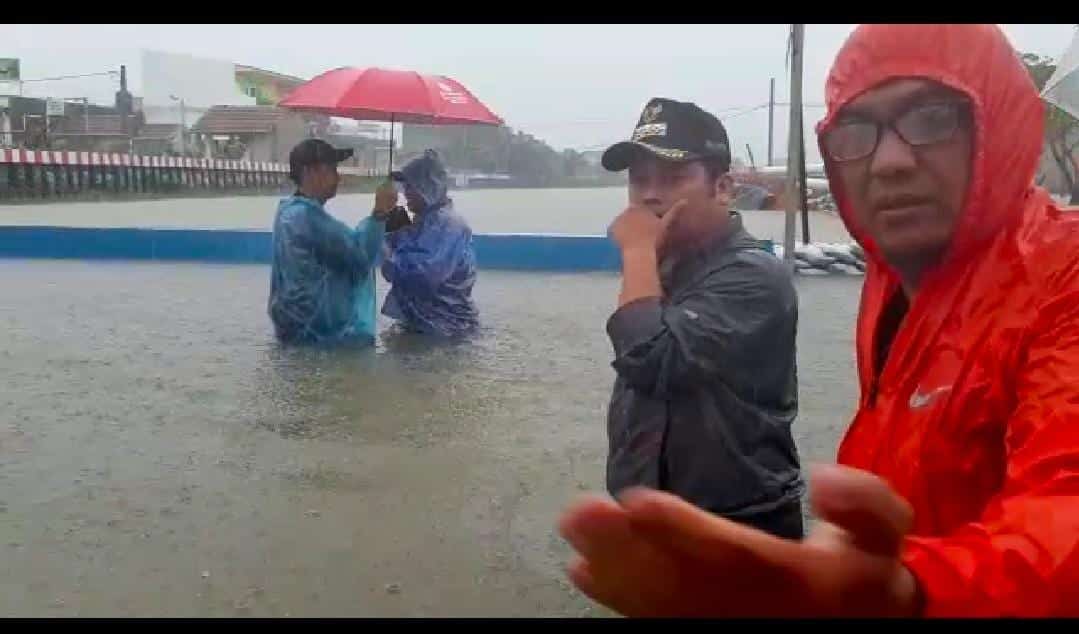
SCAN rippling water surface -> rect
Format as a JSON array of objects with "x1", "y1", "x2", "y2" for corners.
[{"x1": 1, "y1": 194, "x2": 861, "y2": 616}]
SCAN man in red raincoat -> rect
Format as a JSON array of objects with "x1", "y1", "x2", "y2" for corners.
[{"x1": 557, "y1": 23, "x2": 1079, "y2": 617}]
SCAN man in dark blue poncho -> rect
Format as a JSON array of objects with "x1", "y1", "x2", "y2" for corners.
[{"x1": 381, "y1": 149, "x2": 480, "y2": 337}]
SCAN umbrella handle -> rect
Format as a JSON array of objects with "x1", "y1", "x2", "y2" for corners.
[{"x1": 388, "y1": 113, "x2": 395, "y2": 177}]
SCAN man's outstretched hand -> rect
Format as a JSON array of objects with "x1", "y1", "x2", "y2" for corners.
[{"x1": 557, "y1": 464, "x2": 923, "y2": 618}]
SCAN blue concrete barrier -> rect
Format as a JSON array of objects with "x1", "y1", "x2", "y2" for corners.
[
  {"x1": 0, "y1": 225, "x2": 625, "y2": 272},
  {"x1": 0, "y1": 226, "x2": 777, "y2": 272}
]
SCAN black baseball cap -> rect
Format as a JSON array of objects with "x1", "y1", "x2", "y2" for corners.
[
  {"x1": 289, "y1": 138, "x2": 354, "y2": 182},
  {"x1": 602, "y1": 97, "x2": 731, "y2": 172}
]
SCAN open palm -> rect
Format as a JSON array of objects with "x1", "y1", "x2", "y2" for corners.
[{"x1": 558, "y1": 465, "x2": 920, "y2": 618}]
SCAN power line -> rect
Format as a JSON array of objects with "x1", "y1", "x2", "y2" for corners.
[
  {"x1": 20, "y1": 71, "x2": 119, "y2": 83},
  {"x1": 524, "y1": 101, "x2": 826, "y2": 128},
  {"x1": 549, "y1": 101, "x2": 831, "y2": 151},
  {"x1": 723, "y1": 103, "x2": 770, "y2": 119}
]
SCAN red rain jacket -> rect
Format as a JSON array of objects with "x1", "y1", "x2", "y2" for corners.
[{"x1": 817, "y1": 24, "x2": 1079, "y2": 616}]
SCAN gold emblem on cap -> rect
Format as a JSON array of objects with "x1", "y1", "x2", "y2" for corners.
[
  {"x1": 641, "y1": 144, "x2": 687, "y2": 160},
  {"x1": 641, "y1": 102, "x2": 663, "y2": 124},
  {"x1": 632, "y1": 123, "x2": 667, "y2": 141}
]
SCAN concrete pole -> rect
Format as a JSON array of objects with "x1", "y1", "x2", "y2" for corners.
[
  {"x1": 783, "y1": 24, "x2": 805, "y2": 268},
  {"x1": 178, "y1": 98, "x2": 186, "y2": 157},
  {"x1": 767, "y1": 77, "x2": 775, "y2": 167}
]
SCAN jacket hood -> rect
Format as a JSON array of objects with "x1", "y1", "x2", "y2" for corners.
[
  {"x1": 816, "y1": 24, "x2": 1045, "y2": 276},
  {"x1": 393, "y1": 149, "x2": 451, "y2": 210}
]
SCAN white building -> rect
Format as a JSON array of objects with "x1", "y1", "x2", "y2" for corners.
[{"x1": 139, "y1": 49, "x2": 255, "y2": 128}]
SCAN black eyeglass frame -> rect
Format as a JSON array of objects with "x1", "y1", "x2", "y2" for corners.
[{"x1": 821, "y1": 100, "x2": 972, "y2": 163}]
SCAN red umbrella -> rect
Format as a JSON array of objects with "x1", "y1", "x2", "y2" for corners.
[{"x1": 278, "y1": 66, "x2": 504, "y2": 172}]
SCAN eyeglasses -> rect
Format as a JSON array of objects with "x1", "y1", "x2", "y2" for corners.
[{"x1": 821, "y1": 101, "x2": 969, "y2": 163}]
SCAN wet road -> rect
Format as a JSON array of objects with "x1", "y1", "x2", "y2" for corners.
[{"x1": 0, "y1": 259, "x2": 861, "y2": 616}]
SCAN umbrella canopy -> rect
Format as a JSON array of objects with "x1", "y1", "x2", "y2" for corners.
[
  {"x1": 1043, "y1": 29, "x2": 1079, "y2": 120},
  {"x1": 278, "y1": 67, "x2": 503, "y2": 126},
  {"x1": 279, "y1": 67, "x2": 503, "y2": 175}
]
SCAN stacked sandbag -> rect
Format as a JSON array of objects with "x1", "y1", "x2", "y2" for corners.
[
  {"x1": 768, "y1": 241, "x2": 867, "y2": 275},
  {"x1": 807, "y1": 191, "x2": 838, "y2": 213}
]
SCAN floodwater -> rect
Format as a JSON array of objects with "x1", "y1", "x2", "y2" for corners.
[
  {"x1": 0, "y1": 186, "x2": 853, "y2": 244},
  {"x1": 1, "y1": 189, "x2": 862, "y2": 616}
]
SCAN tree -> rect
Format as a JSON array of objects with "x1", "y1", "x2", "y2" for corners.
[
  {"x1": 562, "y1": 148, "x2": 587, "y2": 179},
  {"x1": 1021, "y1": 52, "x2": 1079, "y2": 203}
]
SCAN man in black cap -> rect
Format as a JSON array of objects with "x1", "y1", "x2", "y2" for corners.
[
  {"x1": 267, "y1": 138, "x2": 389, "y2": 345},
  {"x1": 599, "y1": 98, "x2": 804, "y2": 538}
]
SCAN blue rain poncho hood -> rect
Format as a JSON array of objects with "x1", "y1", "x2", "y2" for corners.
[
  {"x1": 268, "y1": 194, "x2": 385, "y2": 345},
  {"x1": 392, "y1": 148, "x2": 450, "y2": 210},
  {"x1": 382, "y1": 150, "x2": 479, "y2": 337}
]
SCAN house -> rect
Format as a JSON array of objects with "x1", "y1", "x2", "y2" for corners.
[
  {"x1": 131, "y1": 123, "x2": 184, "y2": 156},
  {"x1": 191, "y1": 105, "x2": 327, "y2": 163},
  {"x1": 323, "y1": 130, "x2": 392, "y2": 175},
  {"x1": 0, "y1": 95, "x2": 139, "y2": 152}
]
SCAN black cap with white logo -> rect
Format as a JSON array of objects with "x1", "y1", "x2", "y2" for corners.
[{"x1": 602, "y1": 97, "x2": 731, "y2": 173}]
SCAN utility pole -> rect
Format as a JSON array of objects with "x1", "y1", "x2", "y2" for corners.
[
  {"x1": 767, "y1": 77, "x2": 775, "y2": 167},
  {"x1": 169, "y1": 95, "x2": 186, "y2": 156},
  {"x1": 783, "y1": 24, "x2": 805, "y2": 268},
  {"x1": 799, "y1": 112, "x2": 810, "y2": 244},
  {"x1": 179, "y1": 99, "x2": 186, "y2": 157},
  {"x1": 115, "y1": 65, "x2": 133, "y2": 151}
]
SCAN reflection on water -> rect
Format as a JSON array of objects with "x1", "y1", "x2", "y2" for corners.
[
  {"x1": 1, "y1": 259, "x2": 861, "y2": 616},
  {"x1": 252, "y1": 332, "x2": 491, "y2": 445}
]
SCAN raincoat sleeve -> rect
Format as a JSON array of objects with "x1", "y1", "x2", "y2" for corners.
[
  {"x1": 606, "y1": 252, "x2": 794, "y2": 399},
  {"x1": 301, "y1": 211, "x2": 383, "y2": 275},
  {"x1": 381, "y1": 217, "x2": 466, "y2": 298},
  {"x1": 901, "y1": 278, "x2": 1079, "y2": 617}
]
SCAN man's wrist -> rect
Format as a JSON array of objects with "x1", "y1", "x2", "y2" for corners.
[
  {"x1": 620, "y1": 245, "x2": 658, "y2": 262},
  {"x1": 618, "y1": 246, "x2": 661, "y2": 308}
]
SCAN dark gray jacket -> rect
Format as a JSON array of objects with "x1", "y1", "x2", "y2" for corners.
[{"x1": 605, "y1": 213, "x2": 804, "y2": 517}]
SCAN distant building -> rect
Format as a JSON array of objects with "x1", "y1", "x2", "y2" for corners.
[
  {"x1": 401, "y1": 123, "x2": 504, "y2": 165},
  {"x1": 191, "y1": 105, "x2": 328, "y2": 163},
  {"x1": 131, "y1": 123, "x2": 184, "y2": 156},
  {"x1": 0, "y1": 95, "x2": 138, "y2": 152},
  {"x1": 140, "y1": 50, "x2": 256, "y2": 129},
  {"x1": 234, "y1": 64, "x2": 306, "y2": 106}
]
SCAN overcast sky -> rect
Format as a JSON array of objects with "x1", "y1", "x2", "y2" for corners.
[{"x1": 2, "y1": 24, "x2": 1074, "y2": 164}]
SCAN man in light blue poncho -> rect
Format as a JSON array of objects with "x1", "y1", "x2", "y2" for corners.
[
  {"x1": 268, "y1": 139, "x2": 390, "y2": 345},
  {"x1": 381, "y1": 149, "x2": 480, "y2": 337}
]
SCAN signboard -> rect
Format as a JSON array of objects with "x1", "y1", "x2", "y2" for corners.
[
  {"x1": 46, "y1": 98, "x2": 65, "y2": 117},
  {"x1": 0, "y1": 58, "x2": 19, "y2": 81}
]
